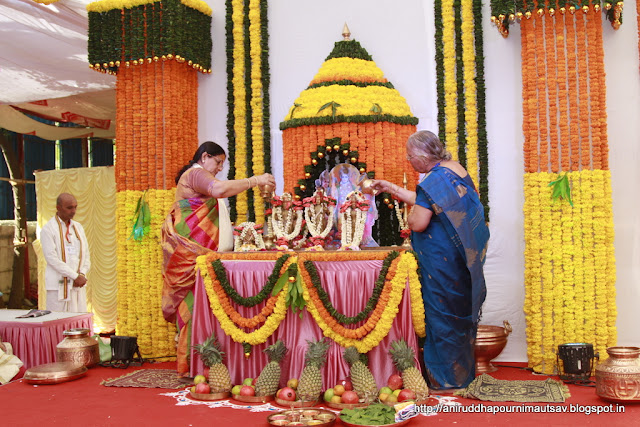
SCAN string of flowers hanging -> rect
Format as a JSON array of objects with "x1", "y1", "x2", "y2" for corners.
[
  {"x1": 87, "y1": 0, "x2": 211, "y2": 359},
  {"x1": 492, "y1": 1, "x2": 618, "y2": 374},
  {"x1": 434, "y1": 0, "x2": 490, "y2": 218},
  {"x1": 225, "y1": 0, "x2": 271, "y2": 223}
]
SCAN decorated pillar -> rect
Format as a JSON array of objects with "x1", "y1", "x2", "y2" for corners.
[
  {"x1": 490, "y1": 1, "x2": 621, "y2": 373},
  {"x1": 87, "y1": 0, "x2": 212, "y2": 358}
]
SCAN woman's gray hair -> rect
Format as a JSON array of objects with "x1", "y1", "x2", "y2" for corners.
[{"x1": 407, "y1": 130, "x2": 452, "y2": 161}]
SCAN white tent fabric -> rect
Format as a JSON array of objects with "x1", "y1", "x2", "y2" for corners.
[
  {"x1": 0, "y1": 0, "x2": 115, "y2": 138},
  {"x1": 0, "y1": 104, "x2": 114, "y2": 141},
  {"x1": 0, "y1": 0, "x2": 114, "y2": 104}
]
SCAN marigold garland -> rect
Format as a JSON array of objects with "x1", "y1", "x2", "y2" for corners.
[
  {"x1": 197, "y1": 255, "x2": 291, "y2": 345},
  {"x1": 435, "y1": 0, "x2": 489, "y2": 218},
  {"x1": 207, "y1": 255, "x2": 291, "y2": 329},
  {"x1": 193, "y1": 250, "x2": 424, "y2": 350},
  {"x1": 519, "y1": 9, "x2": 617, "y2": 373},
  {"x1": 489, "y1": 1, "x2": 624, "y2": 36},
  {"x1": 99, "y1": 0, "x2": 204, "y2": 360},
  {"x1": 300, "y1": 252, "x2": 399, "y2": 324},
  {"x1": 116, "y1": 189, "x2": 176, "y2": 359},
  {"x1": 226, "y1": 0, "x2": 270, "y2": 224},
  {"x1": 298, "y1": 251, "x2": 424, "y2": 353},
  {"x1": 211, "y1": 254, "x2": 290, "y2": 306}
]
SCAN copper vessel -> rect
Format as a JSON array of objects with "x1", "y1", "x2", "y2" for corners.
[
  {"x1": 475, "y1": 320, "x2": 512, "y2": 374},
  {"x1": 56, "y1": 328, "x2": 100, "y2": 368},
  {"x1": 595, "y1": 346, "x2": 640, "y2": 402},
  {"x1": 24, "y1": 361, "x2": 87, "y2": 385}
]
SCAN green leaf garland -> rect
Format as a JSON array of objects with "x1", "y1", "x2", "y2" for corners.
[
  {"x1": 474, "y1": 0, "x2": 490, "y2": 220},
  {"x1": 87, "y1": 0, "x2": 212, "y2": 73},
  {"x1": 212, "y1": 254, "x2": 291, "y2": 307},
  {"x1": 225, "y1": 0, "x2": 237, "y2": 221},
  {"x1": 302, "y1": 251, "x2": 399, "y2": 325},
  {"x1": 454, "y1": 0, "x2": 467, "y2": 167}
]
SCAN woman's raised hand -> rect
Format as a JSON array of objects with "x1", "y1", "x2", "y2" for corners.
[
  {"x1": 253, "y1": 173, "x2": 276, "y2": 188},
  {"x1": 370, "y1": 179, "x2": 392, "y2": 194}
]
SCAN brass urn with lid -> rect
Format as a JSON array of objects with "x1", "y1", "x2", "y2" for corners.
[{"x1": 56, "y1": 328, "x2": 100, "y2": 368}]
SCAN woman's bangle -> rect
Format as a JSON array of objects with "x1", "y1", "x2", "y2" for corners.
[{"x1": 245, "y1": 178, "x2": 251, "y2": 190}]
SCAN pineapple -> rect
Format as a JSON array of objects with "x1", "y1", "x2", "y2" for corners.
[
  {"x1": 193, "y1": 334, "x2": 232, "y2": 393},
  {"x1": 296, "y1": 339, "x2": 331, "y2": 402},
  {"x1": 255, "y1": 340, "x2": 288, "y2": 396},
  {"x1": 389, "y1": 339, "x2": 429, "y2": 401},
  {"x1": 343, "y1": 346, "x2": 378, "y2": 403}
]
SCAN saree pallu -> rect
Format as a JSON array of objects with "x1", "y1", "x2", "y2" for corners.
[
  {"x1": 412, "y1": 166, "x2": 489, "y2": 389},
  {"x1": 162, "y1": 197, "x2": 220, "y2": 374}
]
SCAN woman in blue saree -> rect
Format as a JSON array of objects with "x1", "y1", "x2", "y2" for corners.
[{"x1": 372, "y1": 130, "x2": 489, "y2": 391}]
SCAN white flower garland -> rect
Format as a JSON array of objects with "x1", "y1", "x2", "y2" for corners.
[
  {"x1": 340, "y1": 207, "x2": 367, "y2": 249},
  {"x1": 304, "y1": 205, "x2": 333, "y2": 238},
  {"x1": 271, "y1": 205, "x2": 303, "y2": 241},
  {"x1": 233, "y1": 221, "x2": 266, "y2": 251},
  {"x1": 393, "y1": 200, "x2": 409, "y2": 230}
]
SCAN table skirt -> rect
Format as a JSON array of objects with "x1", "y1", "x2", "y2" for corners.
[{"x1": 190, "y1": 259, "x2": 421, "y2": 390}]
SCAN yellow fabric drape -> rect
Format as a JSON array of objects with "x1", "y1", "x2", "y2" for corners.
[{"x1": 34, "y1": 167, "x2": 117, "y2": 332}]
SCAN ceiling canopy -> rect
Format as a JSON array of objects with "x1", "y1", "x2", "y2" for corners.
[{"x1": 0, "y1": 0, "x2": 116, "y2": 139}]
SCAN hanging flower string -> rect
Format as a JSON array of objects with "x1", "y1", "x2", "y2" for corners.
[
  {"x1": 197, "y1": 254, "x2": 293, "y2": 345},
  {"x1": 519, "y1": 9, "x2": 617, "y2": 373},
  {"x1": 194, "y1": 250, "x2": 424, "y2": 350},
  {"x1": 301, "y1": 251, "x2": 399, "y2": 325},
  {"x1": 298, "y1": 251, "x2": 424, "y2": 353}
]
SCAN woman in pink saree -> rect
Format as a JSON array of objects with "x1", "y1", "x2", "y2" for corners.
[{"x1": 162, "y1": 141, "x2": 275, "y2": 374}]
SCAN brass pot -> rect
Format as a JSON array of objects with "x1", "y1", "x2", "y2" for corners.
[
  {"x1": 474, "y1": 320, "x2": 512, "y2": 374},
  {"x1": 56, "y1": 328, "x2": 100, "y2": 368},
  {"x1": 595, "y1": 346, "x2": 640, "y2": 402}
]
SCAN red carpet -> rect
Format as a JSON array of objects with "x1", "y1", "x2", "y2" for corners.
[{"x1": 1, "y1": 362, "x2": 637, "y2": 426}]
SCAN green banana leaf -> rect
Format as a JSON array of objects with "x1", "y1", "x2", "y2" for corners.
[
  {"x1": 548, "y1": 173, "x2": 573, "y2": 207},
  {"x1": 130, "y1": 190, "x2": 151, "y2": 241}
]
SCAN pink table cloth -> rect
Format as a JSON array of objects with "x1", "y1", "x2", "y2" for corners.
[
  {"x1": 190, "y1": 259, "x2": 422, "y2": 390},
  {"x1": 0, "y1": 310, "x2": 93, "y2": 370}
]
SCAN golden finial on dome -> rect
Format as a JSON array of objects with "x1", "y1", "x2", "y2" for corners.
[{"x1": 342, "y1": 22, "x2": 351, "y2": 41}]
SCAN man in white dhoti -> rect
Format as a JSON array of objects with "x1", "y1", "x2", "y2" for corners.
[{"x1": 40, "y1": 193, "x2": 91, "y2": 312}]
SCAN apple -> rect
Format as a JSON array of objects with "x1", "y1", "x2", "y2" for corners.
[
  {"x1": 193, "y1": 374, "x2": 207, "y2": 385},
  {"x1": 330, "y1": 395, "x2": 342, "y2": 404},
  {"x1": 323, "y1": 388, "x2": 334, "y2": 402},
  {"x1": 240, "y1": 385, "x2": 256, "y2": 396},
  {"x1": 203, "y1": 367, "x2": 210, "y2": 378},
  {"x1": 243, "y1": 378, "x2": 254, "y2": 386},
  {"x1": 379, "y1": 392, "x2": 390, "y2": 402},
  {"x1": 333, "y1": 384, "x2": 345, "y2": 396},
  {"x1": 379, "y1": 386, "x2": 393, "y2": 395},
  {"x1": 386, "y1": 394, "x2": 398, "y2": 403},
  {"x1": 195, "y1": 382, "x2": 211, "y2": 394},
  {"x1": 190, "y1": 386, "x2": 196, "y2": 393},
  {"x1": 339, "y1": 378, "x2": 353, "y2": 392},
  {"x1": 252, "y1": 377, "x2": 258, "y2": 386},
  {"x1": 287, "y1": 378, "x2": 299, "y2": 390},
  {"x1": 277, "y1": 386, "x2": 296, "y2": 401},
  {"x1": 397, "y1": 388, "x2": 417, "y2": 402},
  {"x1": 231, "y1": 384, "x2": 242, "y2": 395},
  {"x1": 387, "y1": 374, "x2": 403, "y2": 391},
  {"x1": 392, "y1": 389, "x2": 401, "y2": 397},
  {"x1": 341, "y1": 390, "x2": 359, "y2": 404}
]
